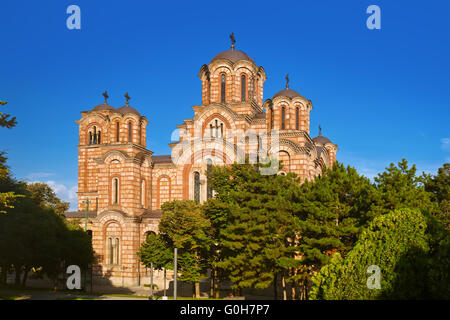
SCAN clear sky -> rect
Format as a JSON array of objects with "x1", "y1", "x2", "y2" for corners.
[{"x1": 1, "y1": 0, "x2": 449, "y2": 210}]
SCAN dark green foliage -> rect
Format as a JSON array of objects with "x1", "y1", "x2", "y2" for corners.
[
  {"x1": 0, "y1": 179, "x2": 94, "y2": 286},
  {"x1": 157, "y1": 200, "x2": 212, "y2": 297},
  {"x1": 291, "y1": 162, "x2": 378, "y2": 287},
  {"x1": 310, "y1": 209, "x2": 449, "y2": 300},
  {"x1": 0, "y1": 100, "x2": 17, "y2": 129},
  {"x1": 423, "y1": 163, "x2": 450, "y2": 228},
  {"x1": 0, "y1": 152, "x2": 23, "y2": 213},
  {"x1": 206, "y1": 162, "x2": 300, "y2": 291},
  {"x1": 373, "y1": 159, "x2": 435, "y2": 215},
  {"x1": 137, "y1": 232, "x2": 172, "y2": 271},
  {"x1": 26, "y1": 182, "x2": 70, "y2": 216}
]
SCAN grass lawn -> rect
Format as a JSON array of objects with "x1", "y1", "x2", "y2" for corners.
[
  {"x1": 101, "y1": 293, "x2": 221, "y2": 300},
  {"x1": 0, "y1": 294, "x2": 22, "y2": 300}
]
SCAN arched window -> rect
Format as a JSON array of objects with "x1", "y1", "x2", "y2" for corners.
[
  {"x1": 116, "y1": 122, "x2": 120, "y2": 142},
  {"x1": 281, "y1": 107, "x2": 286, "y2": 130},
  {"x1": 108, "y1": 237, "x2": 113, "y2": 264},
  {"x1": 241, "y1": 74, "x2": 246, "y2": 102},
  {"x1": 270, "y1": 107, "x2": 274, "y2": 129},
  {"x1": 98, "y1": 130, "x2": 101, "y2": 144},
  {"x1": 194, "y1": 171, "x2": 200, "y2": 203},
  {"x1": 114, "y1": 238, "x2": 120, "y2": 264},
  {"x1": 112, "y1": 178, "x2": 119, "y2": 204},
  {"x1": 140, "y1": 180, "x2": 146, "y2": 207},
  {"x1": 209, "y1": 119, "x2": 224, "y2": 138},
  {"x1": 93, "y1": 126, "x2": 97, "y2": 144},
  {"x1": 128, "y1": 122, "x2": 132, "y2": 142},
  {"x1": 206, "y1": 159, "x2": 213, "y2": 200},
  {"x1": 220, "y1": 74, "x2": 226, "y2": 103},
  {"x1": 89, "y1": 132, "x2": 93, "y2": 145},
  {"x1": 295, "y1": 107, "x2": 299, "y2": 130}
]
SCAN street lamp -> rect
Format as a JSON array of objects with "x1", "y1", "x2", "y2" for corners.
[{"x1": 81, "y1": 197, "x2": 92, "y2": 232}]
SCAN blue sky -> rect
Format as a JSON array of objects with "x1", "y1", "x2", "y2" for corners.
[{"x1": 1, "y1": 0, "x2": 449, "y2": 210}]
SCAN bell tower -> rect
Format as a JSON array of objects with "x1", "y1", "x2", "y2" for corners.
[
  {"x1": 76, "y1": 92, "x2": 152, "y2": 217},
  {"x1": 198, "y1": 33, "x2": 267, "y2": 111}
]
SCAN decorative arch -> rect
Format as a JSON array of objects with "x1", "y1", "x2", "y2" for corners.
[
  {"x1": 103, "y1": 220, "x2": 122, "y2": 265},
  {"x1": 100, "y1": 150, "x2": 130, "y2": 164},
  {"x1": 278, "y1": 150, "x2": 291, "y2": 172},
  {"x1": 156, "y1": 174, "x2": 171, "y2": 208}
]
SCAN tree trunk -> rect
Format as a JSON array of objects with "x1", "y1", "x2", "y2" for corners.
[
  {"x1": 291, "y1": 282, "x2": 296, "y2": 300},
  {"x1": 273, "y1": 273, "x2": 278, "y2": 300},
  {"x1": 282, "y1": 274, "x2": 287, "y2": 300},
  {"x1": 0, "y1": 265, "x2": 7, "y2": 285},
  {"x1": 163, "y1": 268, "x2": 167, "y2": 297},
  {"x1": 22, "y1": 266, "x2": 30, "y2": 287},
  {"x1": 195, "y1": 281, "x2": 200, "y2": 298},
  {"x1": 210, "y1": 267, "x2": 214, "y2": 298},
  {"x1": 214, "y1": 271, "x2": 220, "y2": 299},
  {"x1": 305, "y1": 279, "x2": 309, "y2": 300},
  {"x1": 14, "y1": 265, "x2": 21, "y2": 286}
]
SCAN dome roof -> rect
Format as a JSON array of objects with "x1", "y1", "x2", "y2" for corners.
[
  {"x1": 210, "y1": 49, "x2": 254, "y2": 64},
  {"x1": 312, "y1": 135, "x2": 333, "y2": 145},
  {"x1": 273, "y1": 88, "x2": 305, "y2": 99},
  {"x1": 117, "y1": 105, "x2": 141, "y2": 116},
  {"x1": 92, "y1": 103, "x2": 115, "y2": 112}
]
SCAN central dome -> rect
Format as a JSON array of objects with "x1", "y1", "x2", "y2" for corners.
[
  {"x1": 273, "y1": 88, "x2": 305, "y2": 99},
  {"x1": 117, "y1": 105, "x2": 141, "y2": 116},
  {"x1": 210, "y1": 49, "x2": 254, "y2": 64}
]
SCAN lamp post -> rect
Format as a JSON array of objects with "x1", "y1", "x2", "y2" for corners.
[
  {"x1": 174, "y1": 248, "x2": 178, "y2": 300},
  {"x1": 149, "y1": 262, "x2": 154, "y2": 300}
]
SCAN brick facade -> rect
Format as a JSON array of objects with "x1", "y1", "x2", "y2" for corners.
[{"x1": 67, "y1": 45, "x2": 338, "y2": 287}]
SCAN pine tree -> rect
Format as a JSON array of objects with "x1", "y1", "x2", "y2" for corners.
[
  {"x1": 207, "y1": 162, "x2": 299, "y2": 298},
  {"x1": 422, "y1": 163, "x2": 450, "y2": 228},
  {"x1": 373, "y1": 159, "x2": 434, "y2": 214},
  {"x1": 290, "y1": 162, "x2": 378, "y2": 297}
]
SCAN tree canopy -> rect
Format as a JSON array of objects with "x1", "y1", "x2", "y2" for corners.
[{"x1": 310, "y1": 208, "x2": 449, "y2": 299}]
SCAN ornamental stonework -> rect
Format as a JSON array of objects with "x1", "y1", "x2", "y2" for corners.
[{"x1": 67, "y1": 41, "x2": 338, "y2": 287}]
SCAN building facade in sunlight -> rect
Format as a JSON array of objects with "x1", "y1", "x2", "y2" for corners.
[{"x1": 67, "y1": 41, "x2": 337, "y2": 286}]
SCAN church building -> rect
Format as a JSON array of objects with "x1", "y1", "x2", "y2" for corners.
[{"x1": 67, "y1": 36, "x2": 337, "y2": 286}]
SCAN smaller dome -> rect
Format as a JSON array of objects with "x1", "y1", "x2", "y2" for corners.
[
  {"x1": 273, "y1": 88, "x2": 304, "y2": 99},
  {"x1": 313, "y1": 135, "x2": 333, "y2": 145},
  {"x1": 117, "y1": 105, "x2": 141, "y2": 116},
  {"x1": 211, "y1": 50, "x2": 254, "y2": 64},
  {"x1": 92, "y1": 103, "x2": 115, "y2": 112}
]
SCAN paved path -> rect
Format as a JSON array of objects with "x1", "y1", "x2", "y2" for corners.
[{"x1": 0, "y1": 288, "x2": 149, "y2": 300}]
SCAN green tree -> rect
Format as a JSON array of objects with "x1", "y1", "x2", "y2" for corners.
[
  {"x1": 423, "y1": 163, "x2": 450, "y2": 228},
  {"x1": 159, "y1": 200, "x2": 212, "y2": 298},
  {"x1": 0, "y1": 100, "x2": 17, "y2": 129},
  {"x1": 26, "y1": 182, "x2": 70, "y2": 216},
  {"x1": 291, "y1": 162, "x2": 377, "y2": 298},
  {"x1": 309, "y1": 209, "x2": 447, "y2": 300},
  {"x1": 206, "y1": 162, "x2": 299, "y2": 299},
  {"x1": 1, "y1": 99, "x2": 20, "y2": 212},
  {"x1": 137, "y1": 232, "x2": 173, "y2": 296},
  {"x1": 0, "y1": 180, "x2": 93, "y2": 287},
  {"x1": 373, "y1": 159, "x2": 435, "y2": 215}
]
